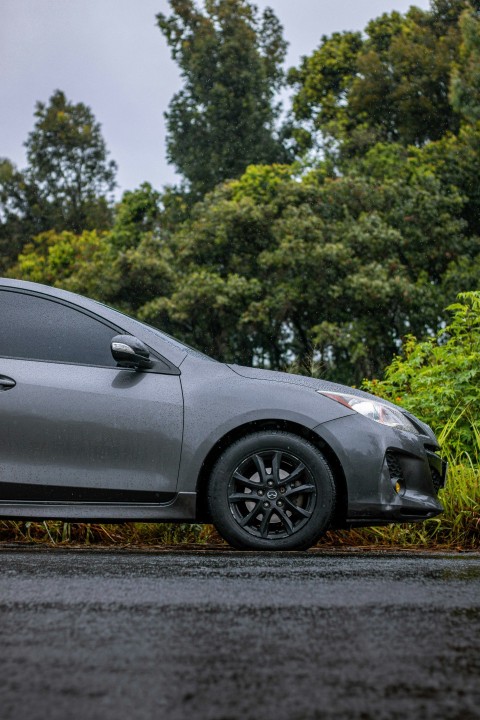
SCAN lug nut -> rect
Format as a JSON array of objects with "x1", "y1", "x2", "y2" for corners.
[
  {"x1": 263, "y1": 501, "x2": 270, "y2": 508},
  {"x1": 276, "y1": 500, "x2": 283, "y2": 507},
  {"x1": 267, "y1": 480, "x2": 274, "y2": 487},
  {"x1": 280, "y1": 486, "x2": 285, "y2": 494},
  {"x1": 258, "y1": 489, "x2": 264, "y2": 496}
]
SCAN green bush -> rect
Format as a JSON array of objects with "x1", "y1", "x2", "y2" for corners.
[
  {"x1": 354, "y1": 292, "x2": 480, "y2": 549},
  {"x1": 363, "y1": 291, "x2": 480, "y2": 459}
]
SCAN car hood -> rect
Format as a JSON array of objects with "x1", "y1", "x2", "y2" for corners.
[{"x1": 228, "y1": 364, "x2": 381, "y2": 401}]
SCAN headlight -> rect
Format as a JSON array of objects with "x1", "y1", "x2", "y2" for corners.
[{"x1": 318, "y1": 391, "x2": 420, "y2": 434}]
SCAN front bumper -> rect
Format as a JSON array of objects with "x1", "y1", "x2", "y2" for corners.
[{"x1": 313, "y1": 414, "x2": 447, "y2": 528}]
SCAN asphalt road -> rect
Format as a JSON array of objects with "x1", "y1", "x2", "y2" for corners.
[{"x1": 0, "y1": 548, "x2": 479, "y2": 720}]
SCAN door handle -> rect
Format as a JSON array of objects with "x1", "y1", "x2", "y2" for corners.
[{"x1": 0, "y1": 375, "x2": 16, "y2": 390}]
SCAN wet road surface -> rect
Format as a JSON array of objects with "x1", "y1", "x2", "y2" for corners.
[{"x1": 0, "y1": 548, "x2": 479, "y2": 719}]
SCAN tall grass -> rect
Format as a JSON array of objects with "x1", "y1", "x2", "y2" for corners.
[{"x1": 0, "y1": 520, "x2": 217, "y2": 547}]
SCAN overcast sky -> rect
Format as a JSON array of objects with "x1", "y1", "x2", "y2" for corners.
[{"x1": 1, "y1": 0, "x2": 430, "y2": 196}]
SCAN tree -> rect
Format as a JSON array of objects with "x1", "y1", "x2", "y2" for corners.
[
  {"x1": 157, "y1": 0, "x2": 290, "y2": 198},
  {"x1": 109, "y1": 182, "x2": 164, "y2": 251},
  {"x1": 450, "y1": 7, "x2": 480, "y2": 122},
  {"x1": 288, "y1": 30, "x2": 363, "y2": 154},
  {"x1": 0, "y1": 91, "x2": 116, "y2": 272},
  {"x1": 350, "y1": 121, "x2": 480, "y2": 238},
  {"x1": 25, "y1": 90, "x2": 116, "y2": 232},
  {"x1": 11, "y1": 184, "x2": 179, "y2": 319},
  {"x1": 416, "y1": 124, "x2": 480, "y2": 236},
  {"x1": 288, "y1": 1, "x2": 479, "y2": 158},
  {"x1": 0, "y1": 159, "x2": 44, "y2": 270},
  {"x1": 136, "y1": 161, "x2": 470, "y2": 383},
  {"x1": 12, "y1": 229, "x2": 111, "y2": 291}
]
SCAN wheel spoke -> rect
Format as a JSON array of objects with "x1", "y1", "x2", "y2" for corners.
[
  {"x1": 229, "y1": 492, "x2": 259, "y2": 504},
  {"x1": 284, "y1": 497, "x2": 313, "y2": 519},
  {"x1": 285, "y1": 462, "x2": 306, "y2": 484},
  {"x1": 276, "y1": 508, "x2": 295, "y2": 535},
  {"x1": 271, "y1": 451, "x2": 282, "y2": 484},
  {"x1": 252, "y1": 454, "x2": 268, "y2": 484},
  {"x1": 285, "y1": 482, "x2": 315, "y2": 498},
  {"x1": 259, "y1": 507, "x2": 274, "y2": 537},
  {"x1": 239, "y1": 501, "x2": 263, "y2": 527},
  {"x1": 233, "y1": 471, "x2": 262, "y2": 490}
]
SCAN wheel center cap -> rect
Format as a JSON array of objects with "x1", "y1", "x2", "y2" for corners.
[{"x1": 266, "y1": 489, "x2": 278, "y2": 500}]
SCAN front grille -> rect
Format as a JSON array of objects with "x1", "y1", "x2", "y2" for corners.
[{"x1": 386, "y1": 451, "x2": 404, "y2": 483}]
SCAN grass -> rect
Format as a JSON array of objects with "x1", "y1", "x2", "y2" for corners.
[{"x1": 0, "y1": 519, "x2": 218, "y2": 547}]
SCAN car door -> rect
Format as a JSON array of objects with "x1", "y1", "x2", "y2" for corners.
[{"x1": 0, "y1": 289, "x2": 183, "y2": 502}]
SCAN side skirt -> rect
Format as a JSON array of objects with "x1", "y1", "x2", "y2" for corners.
[{"x1": 0, "y1": 491, "x2": 197, "y2": 522}]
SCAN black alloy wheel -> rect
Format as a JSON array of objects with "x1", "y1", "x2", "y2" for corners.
[{"x1": 207, "y1": 431, "x2": 336, "y2": 550}]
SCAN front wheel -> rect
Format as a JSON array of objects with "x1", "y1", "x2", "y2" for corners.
[{"x1": 207, "y1": 431, "x2": 336, "y2": 550}]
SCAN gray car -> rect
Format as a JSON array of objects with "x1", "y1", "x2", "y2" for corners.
[{"x1": 0, "y1": 278, "x2": 446, "y2": 550}]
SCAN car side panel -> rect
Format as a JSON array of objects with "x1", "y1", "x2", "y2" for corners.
[{"x1": 0, "y1": 358, "x2": 183, "y2": 497}]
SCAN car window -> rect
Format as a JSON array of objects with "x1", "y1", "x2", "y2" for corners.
[{"x1": 0, "y1": 290, "x2": 118, "y2": 367}]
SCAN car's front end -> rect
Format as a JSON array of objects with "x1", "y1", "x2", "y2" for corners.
[
  {"x1": 225, "y1": 365, "x2": 446, "y2": 531},
  {"x1": 312, "y1": 390, "x2": 446, "y2": 528}
]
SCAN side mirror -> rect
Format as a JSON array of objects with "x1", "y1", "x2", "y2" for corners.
[{"x1": 111, "y1": 335, "x2": 153, "y2": 370}]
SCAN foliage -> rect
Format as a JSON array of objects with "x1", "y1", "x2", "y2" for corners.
[
  {"x1": 11, "y1": 184, "x2": 178, "y2": 319},
  {"x1": 157, "y1": 0, "x2": 290, "y2": 198},
  {"x1": 288, "y1": 1, "x2": 480, "y2": 158},
  {"x1": 25, "y1": 90, "x2": 116, "y2": 230},
  {"x1": 0, "y1": 91, "x2": 116, "y2": 273},
  {"x1": 0, "y1": 158, "x2": 44, "y2": 271},
  {"x1": 13, "y1": 229, "x2": 109, "y2": 286},
  {"x1": 450, "y1": 6, "x2": 480, "y2": 122},
  {"x1": 0, "y1": 520, "x2": 215, "y2": 546},
  {"x1": 364, "y1": 292, "x2": 480, "y2": 458},
  {"x1": 349, "y1": 122, "x2": 480, "y2": 242},
  {"x1": 136, "y1": 161, "x2": 470, "y2": 383},
  {"x1": 288, "y1": 30, "x2": 363, "y2": 154}
]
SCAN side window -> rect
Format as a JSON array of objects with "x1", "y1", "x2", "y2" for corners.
[{"x1": 0, "y1": 290, "x2": 118, "y2": 367}]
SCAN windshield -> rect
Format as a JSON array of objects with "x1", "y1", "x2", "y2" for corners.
[
  {"x1": 133, "y1": 318, "x2": 218, "y2": 361},
  {"x1": 92, "y1": 298, "x2": 218, "y2": 362}
]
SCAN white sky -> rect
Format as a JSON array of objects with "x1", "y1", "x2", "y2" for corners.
[{"x1": 1, "y1": 0, "x2": 430, "y2": 196}]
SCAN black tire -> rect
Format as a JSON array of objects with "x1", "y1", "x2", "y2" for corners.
[{"x1": 207, "y1": 431, "x2": 336, "y2": 550}]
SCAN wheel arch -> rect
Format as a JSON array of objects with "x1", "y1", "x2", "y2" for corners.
[{"x1": 195, "y1": 419, "x2": 348, "y2": 527}]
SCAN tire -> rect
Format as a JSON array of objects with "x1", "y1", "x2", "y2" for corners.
[{"x1": 207, "y1": 431, "x2": 336, "y2": 550}]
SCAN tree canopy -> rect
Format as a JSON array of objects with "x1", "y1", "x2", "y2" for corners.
[
  {"x1": 0, "y1": 91, "x2": 116, "y2": 272},
  {"x1": 450, "y1": 6, "x2": 480, "y2": 122},
  {"x1": 157, "y1": 0, "x2": 290, "y2": 198},
  {"x1": 288, "y1": 0, "x2": 480, "y2": 157},
  {"x1": 4, "y1": 0, "x2": 480, "y2": 389}
]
